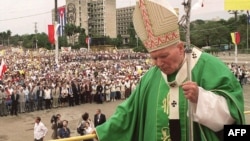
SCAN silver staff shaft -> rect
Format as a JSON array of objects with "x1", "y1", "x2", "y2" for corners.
[{"x1": 178, "y1": 0, "x2": 193, "y2": 141}]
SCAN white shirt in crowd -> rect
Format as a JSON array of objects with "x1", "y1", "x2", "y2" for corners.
[
  {"x1": 34, "y1": 121, "x2": 48, "y2": 140},
  {"x1": 44, "y1": 89, "x2": 51, "y2": 99}
]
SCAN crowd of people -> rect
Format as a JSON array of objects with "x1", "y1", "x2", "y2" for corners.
[
  {"x1": 0, "y1": 36, "x2": 249, "y2": 141},
  {"x1": 227, "y1": 62, "x2": 249, "y2": 87},
  {"x1": 0, "y1": 48, "x2": 151, "y2": 117},
  {"x1": 49, "y1": 109, "x2": 106, "y2": 140}
]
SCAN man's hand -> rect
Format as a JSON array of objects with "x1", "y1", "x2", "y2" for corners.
[{"x1": 181, "y1": 81, "x2": 199, "y2": 103}]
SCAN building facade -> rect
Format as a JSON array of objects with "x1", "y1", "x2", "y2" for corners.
[
  {"x1": 52, "y1": 0, "x2": 117, "y2": 38},
  {"x1": 116, "y1": 6, "x2": 135, "y2": 44},
  {"x1": 52, "y1": 0, "x2": 138, "y2": 41}
]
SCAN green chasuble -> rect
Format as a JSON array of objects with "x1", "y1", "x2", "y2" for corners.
[{"x1": 96, "y1": 49, "x2": 245, "y2": 141}]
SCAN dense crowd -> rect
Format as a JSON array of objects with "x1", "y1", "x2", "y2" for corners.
[
  {"x1": 0, "y1": 48, "x2": 249, "y2": 117},
  {"x1": 227, "y1": 62, "x2": 249, "y2": 87},
  {"x1": 0, "y1": 48, "x2": 152, "y2": 117}
]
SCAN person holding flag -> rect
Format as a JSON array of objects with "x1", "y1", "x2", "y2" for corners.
[{"x1": 92, "y1": 0, "x2": 245, "y2": 141}]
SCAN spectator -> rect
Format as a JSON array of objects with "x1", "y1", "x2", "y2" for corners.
[
  {"x1": 83, "y1": 121, "x2": 94, "y2": 141},
  {"x1": 34, "y1": 116, "x2": 48, "y2": 141},
  {"x1": 58, "y1": 120, "x2": 70, "y2": 139},
  {"x1": 0, "y1": 85, "x2": 7, "y2": 116},
  {"x1": 11, "y1": 88, "x2": 19, "y2": 116},
  {"x1": 36, "y1": 85, "x2": 44, "y2": 110},
  {"x1": 94, "y1": 109, "x2": 106, "y2": 127},
  {"x1": 51, "y1": 114, "x2": 61, "y2": 139}
]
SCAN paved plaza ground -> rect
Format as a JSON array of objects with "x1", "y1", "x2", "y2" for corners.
[
  {"x1": 0, "y1": 53, "x2": 249, "y2": 141},
  {"x1": 0, "y1": 84, "x2": 249, "y2": 141}
]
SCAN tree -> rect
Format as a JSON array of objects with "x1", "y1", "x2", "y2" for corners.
[
  {"x1": 59, "y1": 35, "x2": 68, "y2": 47},
  {"x1": 127, "y1": 22, "x2": 136, "y2": 48},
  {"x1": 78, "y1": 28, "x2": 86, "y2": 47},
  {"x1": 114, "y1": 34, "x2": 123, "y2": 48},
  {"x1": 0, "y1": 32, "x2": 7, "y2": 46},
  {"x1": 0, "y1": 32, "x2": 3, "y2": 45},
  {"x1": 36, "y1": 33, "x2": 51, "y2": 49},
  {"x1": 11, "y1": 34, "x2": 22, "y2": 47},
  {"x1": 22, "y1": 34, "x2": 34, "y2": 48},
  {"x1": 6, "y1": 30, "x2": 11, "y2": 46},
  {"x1": 64, "y1": 24, "x2": 76, "y2": 45},
  {"x1": 189, "y1": 20, "x2": 230, "y2": 48},
  {"x1": 64, "y1": 24, "x2": 83, "y2": 47}
]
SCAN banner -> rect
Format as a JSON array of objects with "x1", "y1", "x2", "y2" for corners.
[
  {"x1": 48, "y1": 25, "x2": 55, "y2": 44},
  {"x1": 225, "y1": 0, "x2": 250, "y2": 10}
]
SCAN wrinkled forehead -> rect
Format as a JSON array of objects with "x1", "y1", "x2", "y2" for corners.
[{"x1": 150, "y1": 42, "x2": 179, "y2": 55}]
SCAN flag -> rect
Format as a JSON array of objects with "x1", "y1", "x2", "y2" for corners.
[
  {"x1": 58, "y1": 6, "x2": 66, "y2": 36},
  {"x1": 231, "y1": 32, "x2": 240, "y2": 45},
  {"x1": 85, "y1": 37, "x2": 91, "y2": 45},
  {"x1": 0, "y1": 59, "x2": 7, "y2": 80},
  {"x1": 235, "y1": 32, "x2": 240, "y2": 45},
  {"x1": 48, "y1": 25, "x2": 55, "y2": 44}
]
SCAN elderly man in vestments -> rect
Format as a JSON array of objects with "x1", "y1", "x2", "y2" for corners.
[{"x1": 93, "y1": 0, "x2": 245, "y2": 141}]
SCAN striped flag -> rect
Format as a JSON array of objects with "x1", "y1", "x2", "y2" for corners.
[
  {"x1": 231, "y1": 32, "x2": 240, "y2": 45},
  {"x1": 58, "y1": 6, "x2": 66, "y2": 36}
]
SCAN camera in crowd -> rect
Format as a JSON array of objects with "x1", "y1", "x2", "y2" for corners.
[{"x1": 50, "y1": 114, "x2": 61, "y2": 124}]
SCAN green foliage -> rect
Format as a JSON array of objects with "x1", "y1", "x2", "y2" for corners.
[
  {"x1": 59, "y1": 35, "x2": 68, "y2": 47},
  {"x1": 115, "y1": 34, "x2": 123, "y2": 48},
  {"x1": 78, "y1": 31, "x2": 87, "y2": 47}
]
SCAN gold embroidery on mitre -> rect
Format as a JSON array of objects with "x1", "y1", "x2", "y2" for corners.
[{"x1": 134, "y1": 0, "x2": 180, "y2": 52}]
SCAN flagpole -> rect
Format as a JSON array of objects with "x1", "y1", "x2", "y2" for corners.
[
  {"x1": 235, "y1": 44, "x2": 238, "y2": 64},
  {"x1": 247, "y1": 11, "x2": 249, "y2": 52},
  {"x1": 54, "y1": 0, "x2": 59, "y2": 65},
  {"x1": 179, "y1": 0, "x2": 193, "y2": 141},
  {"x1": 88, "y1": 37, "x2": 90, "y2": 52}
]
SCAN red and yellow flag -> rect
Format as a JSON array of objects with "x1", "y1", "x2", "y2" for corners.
[{"x1": 231, "y1": 32, "x2": 240, "y2": 45}]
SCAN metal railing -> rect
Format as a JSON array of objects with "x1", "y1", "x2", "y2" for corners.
[
  {"x1": 49, "y1": 111, "x2": 250, "y2": 141},
  {"x1": 48, "y1": 134, "x2": 96, "y2": 141},
  {"x1": 245, "y1": 110, "x2": 250, "y2": 115}
]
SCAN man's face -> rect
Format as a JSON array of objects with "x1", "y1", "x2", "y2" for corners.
[{"x1": 150, "y1": 43, "x2": 185, "y2": 75}]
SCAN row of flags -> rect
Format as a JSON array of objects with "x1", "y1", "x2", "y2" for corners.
[
  {"x1": 47, "y1": 6, "x2": 66, "y2": 44},
  {"x1": 48, "y1": 25, "x2": 91, "y2": 46}
]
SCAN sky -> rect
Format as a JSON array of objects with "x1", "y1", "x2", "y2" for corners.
[{"x1": 0, "y1": 0, "x2": 234, "y2": 36}]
